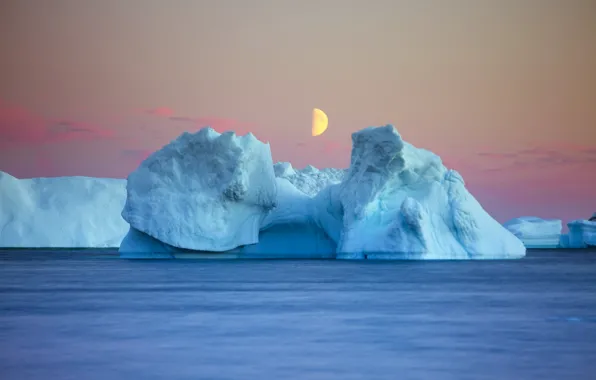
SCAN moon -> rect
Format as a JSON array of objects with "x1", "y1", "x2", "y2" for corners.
[{"x1": 312, "y1": 108, "x2": 328, "y2": 137}]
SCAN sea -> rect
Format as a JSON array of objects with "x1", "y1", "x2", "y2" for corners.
[{"x1": 1, "y1": 249, "x2": 595, "y2": 380}]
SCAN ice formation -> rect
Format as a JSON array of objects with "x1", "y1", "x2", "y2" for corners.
[
  {"x1": 312, "y1": 125, "x2": 525, "y2": 259},
  {"x1": 503, "y1": 217, "x2": 562, "y2": 248},
  {"x1": 119, "y1": 124, "x2": 526, "y2": 260},
  {"x1": 567, "y1": 218, "x2": 596, "y2": 248},
  {"x1": 0, "y1": 171, "x2": 127, "y2": 247},
  {"x1": 120, "y1": 177, "x2": 336, "y2": 258},
  {"x1": 235, "y1": 177, "x2": 337, "y2": 258},
  {"x1": 121, "y1": 128, "x2": 278, "y2": 251},
  {"x1": 274, "y1": 162, "x2": 345, "y2": 197},
  {"x1": 559, "y1": 234, "x2": 570, "y2": 248}
]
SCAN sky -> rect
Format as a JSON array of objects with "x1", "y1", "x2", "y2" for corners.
[{"x1": 1, "y1": 0, "x2": 595, "y2": 226}]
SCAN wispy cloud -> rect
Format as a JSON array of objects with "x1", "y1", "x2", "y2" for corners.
[
  {"x1": 476, "y1": 152, "x2": 518, "y2": 159},
  {"x1": 0, "y1": 100, "x2": 47, "y2": 143},
  {"x1": 169, "y1": 116, "x2": 253, "y2": 132},
  {"x1": 168, "y1": 116, "x2": 196, "y2": 123},
  {"x1": 141, "y1": 105, "x2": 256, "y2": 135},
  {"x1": 476, "y1": 142, "x2": 596, "y2": 172},
  {"x1": 46, "y1": 120, "x2": 115, "y2": 141},
  {"x1": 0, "y1": 100, "x2": 115, "y2": 145},
  {"x1": 143, "y1": 107, "x2": 174, "y2": 117},
  {"x1": 321, "y1": 140, "x2": 351, "y2": 155}
]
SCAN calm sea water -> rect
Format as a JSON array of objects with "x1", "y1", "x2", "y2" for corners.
[{"x1": 1, "y1": 249, "x2": 595, "y2": 380}]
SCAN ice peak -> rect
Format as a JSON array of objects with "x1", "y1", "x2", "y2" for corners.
[
  {"x1": 273, "y1": 162, "x2": 296, "y2": 177},
  {"x1": 303, "y1": 165, "x2": 319, "y2": 174},
  {"x1": 348, "y1": 124, "x2": 406, "y2": 177}
]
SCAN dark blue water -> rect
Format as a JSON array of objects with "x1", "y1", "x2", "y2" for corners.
[{"x1": 1, "y1": 249, "x2": 596, "y2": 380}]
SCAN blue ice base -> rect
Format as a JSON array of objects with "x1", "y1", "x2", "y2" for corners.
[{"x1": 119, "y1": 224, "x2": 337, "y2": 259}]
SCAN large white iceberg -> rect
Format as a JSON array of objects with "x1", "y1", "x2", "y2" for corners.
[
  {"x1": 119, "y1": 124, "x2": 525, "y2": 260},
  {"x1": 121, "y1": 128, "x2": 278, "y2": 252},
  {"x1": 567, "y1": 218, "x2": 596, "y2": 248},
  {"x1": 503, "y1": 217, "x2": 562, "y2": 248},
  {"x1": 312, "y1": 125, "x2": 525, "y2": 259},
  {"x1": 0, "y1": 171, "x2": 127, "y2": 248}
]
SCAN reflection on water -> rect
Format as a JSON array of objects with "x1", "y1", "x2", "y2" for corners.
[{"x1": 1, "y1": 249, "x2": 596, "y2": 380}]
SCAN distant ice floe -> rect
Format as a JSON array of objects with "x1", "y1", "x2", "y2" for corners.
[
  {"x1": 0, "y1": 171, "x2": 127, "y2": 248},
  {"x1": 567, "y1": 219, "x2": 596, "y2": 248},
  {"x1": 503, "y1": 217, "x2": 562, "y2": 248}
]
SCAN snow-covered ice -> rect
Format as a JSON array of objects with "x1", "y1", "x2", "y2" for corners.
[
  {"x1": 0, "y1": 171, "x2": 127, "y2": 248},
  {"x1": 503, "y1": 217, "x2": 562, "y2": 248},
  {"x1": 274, "y1": 162, "x2": 345, "y2": 197},
  {"x1": 567, "y1": 218, "x2": 596, "y2": 248},
  {"x1": 121, "y1": 128, "x2": 278, "y2": 252},
  {"x1": 120, "y1": 124, "x2": 525, "y2": 260}
]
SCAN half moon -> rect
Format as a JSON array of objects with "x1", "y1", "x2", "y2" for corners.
[{"x1": 312, "y1": 108, "x2": 328, "y2": 137}]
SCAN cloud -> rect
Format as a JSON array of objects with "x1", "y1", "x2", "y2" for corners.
[
  {"x1": 168, "y1": 116, "x2": 196, "y2": 123},
  {"x1": 476, "y1": 142, "x2": 596, "y2": 172},
  {"x1": 141, "y1": 105, "x2": 257, "y2": 135},
  {"x1": 0, "y1": 100, "x2": 115, "y2": 145},
  {"x1": 174, "y1": 117, "x2": 261, "y2": 140},
  {"x1": 169, "y1": 116, "x2": 255, "y2": 133},
  {"x1": 321, "y1": 140, "x2": 351, "y2": 155},
  {"x1": 513, "y1": 145, "x2": 596, "y2": 168},
  {"x1": 143, "y1": 107, "x2": 174, "y2": 117},
  {"x1": 0, "y1": 100, "x2": 47, "y2": 143},
  {"x1": 1, "y1": 101, "x2": 259, "y2": 178},
  {"x1": 46, "y1": 120, "x2": 115, "y2": 141},
  {"x1": 476, "y1": 152, "x2": 518, "y2": 159},
  {"x1": 480, "y1": 167, "x2": 505, "y2": 173}
]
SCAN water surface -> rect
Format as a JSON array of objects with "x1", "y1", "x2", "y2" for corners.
[{"x1": 1, "y1": 249, "x2": 595, "y2": 380}]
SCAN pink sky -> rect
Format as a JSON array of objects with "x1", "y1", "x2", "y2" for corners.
[{"x1": 1, "y1": 0, "x2": 595, "y2": 227}]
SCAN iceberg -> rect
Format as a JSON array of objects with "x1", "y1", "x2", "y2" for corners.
[
  {"x1": 503, "y1": 217, "x2": 562, "y2": 248},
  {"x1": 119, "y1": 124, "x2": 525, "y2": 260},
  {"x1": 121, "y1": 128, "x2": 278, "y2": 252},
  {"x1": 120, "y1": 177, "x2": 336, "y2": 258},
  {"x1": 312, "y1": 125, "x2": 525, "y2": 259},
  {"x1": 567, "y1": 218, "x2": 596, "y2": 248},
  {"x1": 0, "y1": 171, "x2": 127, "y2": 248}
]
